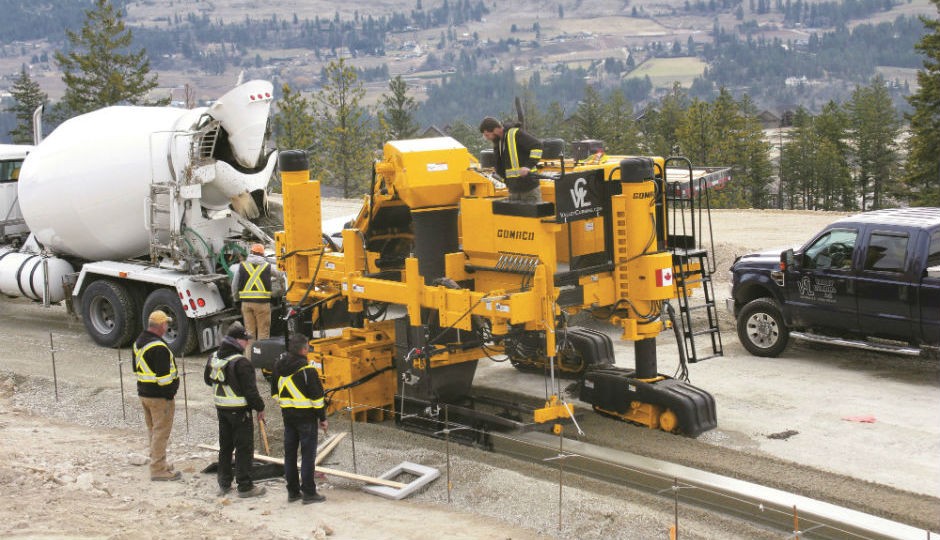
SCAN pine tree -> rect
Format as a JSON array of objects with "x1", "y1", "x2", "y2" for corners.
[
  {"x1": 847, "y1": 76, "x2": 900, "y2": 210},
  {"x1": 600, "y1": 89, "x2": 640, "y2": 155},
  {"x1": 541, "y1": 101, "x2": 570, "y2": 143},
  {"x1": 904, "y1": 0, "x2": 940, "y2": 206},
  {"x1": 312, "y1": 58, "x2": 376, "y2": 198},
  {"x1": 54, "y1": 0, "x2": 164, "y2": 118},
  {"x1": 570, "y1": 85, "x2": 606, "y2": 141},
  {"x1": 272, "y1": 84, "x2": 317, "y2": 193},
  {"x1": 378, "y1": 75, "x2": 419, "y2": 141},
  {"x1": 639, "y1": 83, "x2": 687, "y2": 157},
  {"x1": 6, "y1": 66, "x2": 48, "y2": 144}
]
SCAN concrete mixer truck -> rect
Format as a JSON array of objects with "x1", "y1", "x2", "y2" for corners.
[{"x1": 0, "y1": 80, "x2": 279, "y2": 354}]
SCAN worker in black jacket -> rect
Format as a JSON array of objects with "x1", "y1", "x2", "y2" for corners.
[
  {"x1": 269, "y1": 334, "x2": 328, "y2": 504},
  {"x1": 204, "y1": 322, "x2": 266, "y2": 498},
  {"x1": 134, "y1": 309, "x2": 181, "y2": 481},
  {"x1": 479, "y1": 116, "x2": 544, "y2": 203}
]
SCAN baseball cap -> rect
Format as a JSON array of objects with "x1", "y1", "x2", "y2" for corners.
[
  {"x1": 226, "y1": 322, "x2": 253, "y2": 340},
  {"x1": 148, "y1": 310, "x2": 172, "y2": 326},
  {"x1": 250, "y1": 243, "x2": 265, "y2": 255}
]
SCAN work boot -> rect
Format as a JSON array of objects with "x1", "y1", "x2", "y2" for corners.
[
  {"x1": 151, "y1": 471, "x2": 182, "y2": 482},
  {"x1": 302, "y1": 492, "x2": 326, "y2": 504},
  {"x1": 237, "y1": 486, "x2": 266, "y2": 498},
  {"x1": 287, "y1": 491, "x2": 302, "y2": 503}
]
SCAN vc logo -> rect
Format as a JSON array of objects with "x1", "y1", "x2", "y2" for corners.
[{"x1": 570, "y1": 177, "x2": 591, "y2": 209}]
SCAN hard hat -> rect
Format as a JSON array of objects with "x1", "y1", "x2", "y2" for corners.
[
  {"x1": 148, "y1": 310, "x2": 173, "y2": 326},
  {"x1": 250, "y1": 243, "x2": 264, "y2": 255}
]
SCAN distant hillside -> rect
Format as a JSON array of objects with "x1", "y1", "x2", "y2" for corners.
[{"x1": 0, "y1": 0, "x2": 935, "y2": 134}]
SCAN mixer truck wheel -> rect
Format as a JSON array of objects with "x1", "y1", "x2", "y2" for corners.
[
  {"x1": 81, "y1": 280, "x2": 139, "y2": 348},
  {"x1": 142, "y1": 288, "x2": 197, "y2": 355}
]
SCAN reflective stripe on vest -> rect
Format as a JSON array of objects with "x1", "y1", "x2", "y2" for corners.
[
  {"x1": 505, "y1": 127, "x2": 522, "y2": 178},
  {"x1": 277, "y1": 365, "x2": 325, "y2": 409},
  {"x1": 239, "y1": 262, "x2": 271, "y2": 300},
  {"x1": 132, "y1": 340, "x2": 178, "y2": 386},
  {"x1": 208, "y1": 352, "x2": 248, "y2": 408}
]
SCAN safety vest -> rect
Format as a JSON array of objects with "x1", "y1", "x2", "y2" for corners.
[
  {"x1": 277, "y1": 365, "x2": 325, "y2": 410},
  {"x1": 208, "y1": 353, "x2": 248, "y2": 408},
  {"x1": 132, "y1": 340, "x2": 178, "y2": 386},
  {"x1": 239, "y1": 262, "x2": 271, "y2": 300},
  {"x1": 504, "y1": 128, "x2": 542, "y2": 179}
]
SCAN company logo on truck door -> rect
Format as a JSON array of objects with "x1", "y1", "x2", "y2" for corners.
[{"x1": 496, "y1": 229, "x2": 535, "y2": 240}]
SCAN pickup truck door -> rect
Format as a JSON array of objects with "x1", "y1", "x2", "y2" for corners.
[
  {"x1": 785, "y1": 228, "x2": 859, "y2": 331},
  {"x1": 856, "y1": 230, "x2": 913, "y2": 341},
  {"x1": 918, "y1": 229, "x2": 940, "y2": 346}
]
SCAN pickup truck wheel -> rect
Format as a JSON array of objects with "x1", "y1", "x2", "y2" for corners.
[
  {"x1": 81, "y1": 280, "x2": 139, "y2": 347},
  {"x1": 737, "y1": 298, "x2": 789, "y2": 357},
  {"x1": 142, "y1": 288, "x2": 197, "y2": 356}
]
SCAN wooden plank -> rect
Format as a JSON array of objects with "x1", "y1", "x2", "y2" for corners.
[
  {"x1": 315, "y1": 432, "x2": 346, "y2": 465},
  {"x1": 196, "y1": 443, "x2": 406, "y2": 489}
]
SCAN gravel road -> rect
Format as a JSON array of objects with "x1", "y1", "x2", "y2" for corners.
[{"x1": 1, "y1": 206, "x2": 938, "y2": 539}]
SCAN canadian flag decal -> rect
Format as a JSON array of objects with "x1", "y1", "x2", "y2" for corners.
[{"x1": 655, "y1": 267, "x2": 673, "y2": 287}]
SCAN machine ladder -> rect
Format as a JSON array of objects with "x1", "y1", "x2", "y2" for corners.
[
  {"x1": 147, "y1": 182, "x2": 184, "y2": 264},
  {"x1": 663, "y1": 158, "x2": 723, "y2": 363},
  {"x1": 147, "y1": 119, "x2": 222, "y2": 268}
]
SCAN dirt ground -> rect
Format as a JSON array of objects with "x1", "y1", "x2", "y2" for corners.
[{"x1": 1, "y1": 208, "x2": 938, "y2": 539}]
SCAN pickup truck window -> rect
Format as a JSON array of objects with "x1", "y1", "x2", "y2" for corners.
[
  {"x1": 929, "y1": 230, "x2": 940, "y2": 268},
  {"x1": 864, "y1": 232, "x2": 909, "y2": 272},
  {"x1": 804, "y1": 228, "x2": 857, "y2": 270}
]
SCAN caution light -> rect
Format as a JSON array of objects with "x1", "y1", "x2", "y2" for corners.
[
  {"x1": 189, "y1": 299, "x2": 197, "y2": 310},
  {"x1": 197, "y1": 298, "x2": 206, "y2": 308}
]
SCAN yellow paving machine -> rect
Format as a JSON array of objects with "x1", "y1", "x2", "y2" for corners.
[{"x1": 265, "y1": 137, "x2": 720, "y2": 441}]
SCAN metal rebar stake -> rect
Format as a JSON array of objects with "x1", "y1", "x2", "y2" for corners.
[
  {"x1": 180, "y1": 354, "x2": 189, "y2": 434},
  {"x1": 348, "y1": 389, "x2": 357, "y2": 474},
  {"x1": 674, "y1": 477, "x2": 679, "y2": 540},
  {"x1": 445, "y1": 405, "x2": 452, "y2": 504},
  {"x1": 117, "y1": 348, "x2": 126, "y2": 421},
  {"x1": 49, "y1": 332, "x2": 58, "y2": 401},
  {"x1": 558, "y1": 428, "x2": 564, "y2": 531}
]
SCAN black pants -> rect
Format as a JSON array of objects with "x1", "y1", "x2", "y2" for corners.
[
  {"x1": 283, "y1": 420, "x2": 318, "y2": 495},
  {"x1": 217, "y1": 408, "x2": 255, "y2": 491}
]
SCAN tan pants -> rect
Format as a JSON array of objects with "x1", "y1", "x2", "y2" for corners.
[
  {"x1": 242, "y1": 301, "x2": 272, "y2": 340},
  {"x1": 140, "y1": 397, "x2": 175, "y2": 477}
]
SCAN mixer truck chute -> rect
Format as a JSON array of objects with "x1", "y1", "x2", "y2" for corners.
[{"x1": 1, "y1": 81, "x2": 278, "y2": 354}]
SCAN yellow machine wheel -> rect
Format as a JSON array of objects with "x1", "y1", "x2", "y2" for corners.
[{"x1": 659, "y1": 409, "x2": 679, "y2": 433}]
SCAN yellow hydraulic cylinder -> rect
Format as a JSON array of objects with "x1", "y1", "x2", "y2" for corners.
[{"x1": 277, "y1": 150, "x2": 323, "y2": 286}]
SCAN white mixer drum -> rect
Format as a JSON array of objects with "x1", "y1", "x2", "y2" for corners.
[
  {"x1": 17, "y1": 80, "x2": 275, "y2": 262},
  {"x1": 17, "y1": 106, "x2": 198, "y2": 261}
]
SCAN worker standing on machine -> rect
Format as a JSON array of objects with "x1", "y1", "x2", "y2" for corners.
[
  {"x1": 133, "y1": 310, "x2": 181, "y2": 481},
  {"x1": 232, "y1": 243, "x2": 279, "y2": 345},
  {"x1": 269, "y1": 334, "x2": 328, "y2": 504},
  {"x1": 204, "y1": 322, "x2": 267, "y2": 498},
  {"x1": 479, "y1": 116, "x2": 544, "y2": 203}
]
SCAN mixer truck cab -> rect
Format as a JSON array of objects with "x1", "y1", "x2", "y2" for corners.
[
  {"x1": 0, "y1": 81, "x2": 279, "y2": 355},
  {"x1": 0, "y1": 144, "x2": 32, "y2": 244}
]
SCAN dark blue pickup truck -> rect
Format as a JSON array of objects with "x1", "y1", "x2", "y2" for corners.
[{"x1": 729, "y1": 207, "x2": 940, "y2": 357}]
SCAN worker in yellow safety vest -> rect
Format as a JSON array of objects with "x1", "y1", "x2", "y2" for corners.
[
  {"x1": 479, "y1": 116, "x2": 544, "y2": 203},
  {"x1": 133, "y1": 309, "x2": 181, "y2": 481},
  {"x1": 232, "y1": 243, "x2": 283, "y2": 344},
  {"x1": 203, "y1": 322, "x2": 267, "y2": 498},
  {"x1": 269, "y1": 334, "x2": 328, "y2": 504}
]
